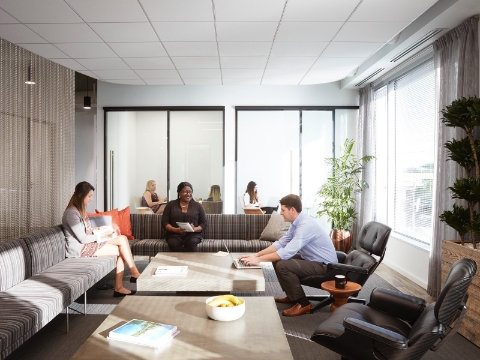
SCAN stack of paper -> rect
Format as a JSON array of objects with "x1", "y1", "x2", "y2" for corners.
[
  {"x1": 107, "y1": 319, "x2": 178, "y2": 348},
  {"x1": 154, "y1": 266, "x2": 188, "y2": 276}
]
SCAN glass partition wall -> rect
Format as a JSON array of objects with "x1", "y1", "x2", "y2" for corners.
[{"x1": 105, "y1": 108, "x2": 224, "y2": 213}]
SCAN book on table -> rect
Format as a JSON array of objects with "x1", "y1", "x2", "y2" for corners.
[
  {"x1": 154, "y1": 266, "x2": 188, "y2": 276},
  {"x1": 107, "y1": 319, "x2": 178, "y2": 348}
]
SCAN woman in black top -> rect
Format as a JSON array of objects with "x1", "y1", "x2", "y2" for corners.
[{"x1": 162, "y1": 181, "x2": 207, "y2": 252}]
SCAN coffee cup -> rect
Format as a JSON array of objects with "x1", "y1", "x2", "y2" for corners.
[{"x1": 335, "y1": 275, "x2": 347, "y2": 289}]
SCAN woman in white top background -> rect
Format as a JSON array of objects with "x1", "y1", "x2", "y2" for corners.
[{"x1": 244, "y1": 181, "x2": 264, "y2": 208}]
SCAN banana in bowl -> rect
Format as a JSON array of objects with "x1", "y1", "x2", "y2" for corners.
[{"x1": 205, "y1": 295, "x2": 245, "y2": 321}]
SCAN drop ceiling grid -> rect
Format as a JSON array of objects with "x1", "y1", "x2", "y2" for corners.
[{"x1": 0, "y1": 0, "x2": 441, "y2": 85}]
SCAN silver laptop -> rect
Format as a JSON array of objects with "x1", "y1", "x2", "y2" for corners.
[{"x1": 222, "y1": 240, "x2": 262, "y2": 269}]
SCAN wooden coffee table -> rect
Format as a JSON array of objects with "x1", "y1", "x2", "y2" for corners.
[
  {"x1": 321, "y1": 280, "x2": 362, "y2": 312},
  {"x1": 137, "y1": 252, "x2": 266, "y2": 292},
  {"x1": 71, "y1": 296, "x2": 293, "y2": 360}
]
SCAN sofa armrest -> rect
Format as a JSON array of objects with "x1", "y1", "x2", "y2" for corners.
[
  {"x1": 369, "y1": 288, "x2": 426, "y2": 322},
  {"x1": 344, "y1": 317, "x2": 408, "y2": 349}
]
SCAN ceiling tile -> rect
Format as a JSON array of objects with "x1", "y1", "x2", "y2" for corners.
[
  {"x1": 178, "y1": 69, "x2": 221, "y2": 79},
  {"x1": 263, "y1": 68, "x2": 307, "y2": 79},
  {"x1": 322, "y1": 42, "x2": 383, "y2": 58},
  {"x1": 140, "y1": 0, "x2": 214, "y2": 21},
  {"x1": 216, "y1": 22, "x2": 278, "y2": 41},
  {"x1": 89, "y1": 23, "x2": 157, "y2": 42},
  {"x1": 49, "y1": 58, "x2": 86, "y2": 70},
  {"x1": 222, "y1": 69, "x2": 264, "y2": 78},
  {"x1": 27, "y1": 24, "x2": 103, "y2": 43},
  {"x1": 312, "y1": 57, "x2": 366, "y2": 69},
  {"x1": 152, "y1": 22, "x2": 216, "y2": 41},
  {"x1": 93, "y1": 69, "x2": 140, "y2": 80},
  {"x1": 267, "y1": 56, "x2": 317, "y2": 69},
  {"x1": 334, "y1": 22, "x2": 409, "y2": 42},
  {"x1": 275, "y1": 22, "x2": 343, "y2": 41},
  {"x1": 106, "y1": 79, "x2": 147, "y2": 85},
  {"x1": 55, "y1": 43, "x2": 118, "y2": 58},
  {"x1": 0, "y1": 24, "x2": 47, "y2": 43},
  {"x1": 220, "y1": 56, "x2": 268, "y2": 68},
  {"x1": 350, "y1": 0, "x2": 438, "y2": 22},
  {"x1": 223, "y1": 79, "x2": 261, "y2": 85},
  {"x1": 218, "y1": 42, "x2": 272, "y2": 56},
  {"x1": 76, "y1": 58, "x2": 130, "y2": 70},
  {"x1": 136, "y1": 69, "x2": 180, "y2": 79},
  {"x1": 171, "y1": 57, "x2": 219, "y2": 69},
  {"x1": 144, "y1": 78, "x2": 184, "y2": 85},
  {"x1": 261, "y1": 78, "x2": 301, "y2": 85},
  {"x1": 108, "y1": 42, "x2": 167, "y2": 57},
  {"x1": 183, "y1": 78, "x2": 222, "y2": 85},
  {"x1": 0, "y1": 8, "x2": 19, "y2": 23},
  {"x1": 283, "y1": 0, "x2": 359, "y2": 21},
  {"x1": 0, "y1": 0, "x2": 82, "y2": 23},
  {"x1": 301, "y1": 68, "x2": 353, "y2": 84},
  {"x1": 163, "y1": 42, "x2": 218, "y2": 56},
  {"x1": 270, "y1": 42, "x2": 328, "y2": 57},
  {"x1": 65, "y1": 0, "x2": 148, "y2": 22},
  {"x1": 77, "y1": 70, "x2": 98, "y2": 78},
  {"x1": 123, "y1": 57, "x2": 174, "y2": 69},
  {"x1": 19, "y1": 44, "x2": 69, "y2": 58},
  {"x1": 214, "y1": 0, "x2": 285, "y2": 21}
]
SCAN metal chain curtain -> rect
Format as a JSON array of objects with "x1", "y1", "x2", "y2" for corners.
[{"x1": 0, "y1": 38, "x2": 75, "y2": 241}]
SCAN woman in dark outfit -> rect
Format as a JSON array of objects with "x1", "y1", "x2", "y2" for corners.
[{"x1": 162, "y1": 181, "x2": 207, "y2": 252}]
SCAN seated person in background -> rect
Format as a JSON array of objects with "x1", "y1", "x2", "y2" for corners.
[
  {"x1": 142, "y1": 180, "x2": 167, "y2": 214},
  {"x1": 205, "y1": 185, "x2": 221, "y2": 201},
  {"x1": 244, "y1": 181, "x2": 264, "y2": 207},
  {"x1": 239, "y1": 194, "x2": 337, "y2": 317},
  {"x1": 162, "y1": 181, "x2": 207, "y2": 252},
  {"x1": 63, "y1": 181, "x2": 141, "y2": 298}
]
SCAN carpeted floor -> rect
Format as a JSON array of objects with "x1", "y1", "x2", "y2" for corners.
[{"x1": 5, "y1": 259, "x2": 480, "y2": 360}]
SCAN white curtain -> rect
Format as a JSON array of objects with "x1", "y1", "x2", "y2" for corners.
[
  {"x1": 354, "y1": 83, "x2": 376, "y2": 248},
  {"x1": 429, "y1": 16, "x2": 479, "y2": 297}
]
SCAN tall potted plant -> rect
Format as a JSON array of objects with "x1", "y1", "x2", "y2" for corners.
[{"x1": 317, "y1": 138, "x2": 374, "y2": 252}]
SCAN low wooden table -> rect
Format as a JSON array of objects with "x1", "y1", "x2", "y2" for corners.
[
  {"x1": 137, "y1": 252, "x2": 266, "y2": 292},
  {"x1": 321, "y1": 280, "x2": 362, "y2": 312},
  {"x1": 71, "y1": 296, "x2": 293, "y2": 360}
]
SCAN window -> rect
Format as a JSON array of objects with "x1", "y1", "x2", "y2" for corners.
[{"x1": 375, "y1": 59, "x2": 435, "y2": 244}]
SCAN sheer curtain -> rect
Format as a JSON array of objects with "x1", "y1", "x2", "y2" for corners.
[
  {"x1": 354, "y1": 83, "x2": 376, "y2": 248},
  {"x1": 429, "y1": 16, "x2": 479, "y2": 297}
]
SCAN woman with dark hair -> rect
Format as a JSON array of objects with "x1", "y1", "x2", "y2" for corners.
[
  {"x1": 244, "y1": 181, "x2": 264, "y2": 207},
  {"x1": 62, "y1": 181, "x2": 141, "y2": 297},
  {"x1": 162, "y1": 181, "x2": 207, "y2": 252}
]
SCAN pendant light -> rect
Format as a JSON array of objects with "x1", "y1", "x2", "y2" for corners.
[
  {"x1": 84, "y1": 77, "x2": 91, "y2": 109},
  {"x1": 25, "y1": 65, "x2": 35, "y2": 85}
]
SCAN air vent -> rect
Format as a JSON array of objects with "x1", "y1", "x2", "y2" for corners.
[
  {"x1": 390, "y1": 28, "x2": 445, "y2": 63},
  {"x1": 355, "y1": 68, "x2": 385, "y2": 87}
]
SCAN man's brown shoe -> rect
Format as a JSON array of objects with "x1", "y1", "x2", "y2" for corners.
[
  {"x1": 282, "y1": 303, "x2": 312, "y2": 317},
  {"x1": 275, "y1": 296, "x2": 295, "y2": 304}
]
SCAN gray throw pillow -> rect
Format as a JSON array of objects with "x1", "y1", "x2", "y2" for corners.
[{"x1": 260, "y1": 211, "x2": 291, "y2": 241}]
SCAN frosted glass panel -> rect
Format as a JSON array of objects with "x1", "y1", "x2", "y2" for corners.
[{"x1": 170, "y1": 111, "x2": 223, "y2": 201}]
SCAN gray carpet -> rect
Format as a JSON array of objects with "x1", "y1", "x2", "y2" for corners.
[{"x1": 5, "y1": 260, "x2": 480, "y2": 360}]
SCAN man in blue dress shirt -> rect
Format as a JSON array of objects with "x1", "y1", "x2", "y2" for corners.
[{"x1": 240, "y1": 194, "x2": 337, "y2": 316}]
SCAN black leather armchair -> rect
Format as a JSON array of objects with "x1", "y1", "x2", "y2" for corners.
[
  {"x1": 301, "y1": 221, "x2": 392, "y2": 311},
  {"x1": 311, "y1": 258, "x2": 477, "y2": 360}
]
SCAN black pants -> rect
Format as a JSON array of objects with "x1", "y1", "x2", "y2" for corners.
[
  {"x1": 273, "y1": 254, "x2": 328, "y2": 301},
  {"x1": 166, "y1": 233, "x2": 202, "y2": 252}
]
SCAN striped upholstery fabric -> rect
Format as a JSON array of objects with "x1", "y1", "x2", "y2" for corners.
[
  {"x1": 246, "y1": 214, "x2": 271, "y2": 240},
  {"x1": 132, "y1": 239, "x2": 170, "y2": 256},
  {"x1": 199, "y1": 239, "x2": 250, "y2": 252},
  {"x1": 203, "y1": 214, "x2": 247, "y2": 240},
  {"x1": 22, "y1": 226, "x2": 66, "y2": 276},
  {"x1": 0, "y1": 239, "x2": 31, "y2": 292},
  {"x1": 248, "y1": 240, "x2": 276, "y2": 252},
  {"x1": 130, "y1": 214, "x2": 165, "y2": 240}
]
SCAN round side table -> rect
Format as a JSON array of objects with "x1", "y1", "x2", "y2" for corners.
[{"x1": 321, "y1": 280, "x2": 362, "y2": 312}]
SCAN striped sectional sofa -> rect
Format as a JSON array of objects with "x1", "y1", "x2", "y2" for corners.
[
  {"x1": 0, "y1": 226, "x2": 116, "y2": 360},
  {"x1": 130, "y1": 213, "x2": 274, "y2": 257}
]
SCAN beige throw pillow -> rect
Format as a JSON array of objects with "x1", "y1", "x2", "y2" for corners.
[{"x1": 260, "y1": 211, "x2": 291, "y2": 241}]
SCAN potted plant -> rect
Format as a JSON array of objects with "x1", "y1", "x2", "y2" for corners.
[
  {"x1": 439, "y1": 95, "x2": 480, "y2": 348},
  {"x1": 317, "y1": 138, "x2": 374, "y2": 252}
]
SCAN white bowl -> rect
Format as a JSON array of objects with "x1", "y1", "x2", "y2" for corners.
[{"x1": 205, "y1": 296, "x2": 245, "y2": 321}]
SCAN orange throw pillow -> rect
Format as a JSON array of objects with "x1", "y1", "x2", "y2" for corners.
[
  {"x1": 89, "y1": 208, "x2": 121, "y2": 237},
  {"x1": 118, "y1": 206, "x2": 134, "y2": 240}
]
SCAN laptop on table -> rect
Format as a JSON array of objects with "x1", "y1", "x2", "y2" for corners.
[{"x1": 222, "y1": 240, "x2": 263, "y2": 269}]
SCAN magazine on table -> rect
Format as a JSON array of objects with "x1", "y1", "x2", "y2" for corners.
[
  {"x1": 154, "y1": 266, "x2": 189, "y2": 276},
  {"x1": 107, "y1": 319, "x2": 178, "y2": 348}
]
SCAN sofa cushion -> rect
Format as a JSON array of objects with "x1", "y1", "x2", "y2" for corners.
[
  {"x1": 22, "y1": 226, "x2": 66, "y2": 276},
  {"x1": 0, "y1": 238, "x2": 31, "y2": 291},
  {"x1": 204, "y1": 214, "x2": 247, "y2": 240},
  {"x1": 130, "y1": 214, "x2": 165, "y2": 240},
  {"x1": 199, "y1": 239, "x2": 251, "y2": 252},
  {"x1": 132, "y1": 239, "x2": 170, "y2": 257},
  {"x1": 248, "y1": 240, "x2": 277, "y2": 252},
  {"x1": 247, "y1": 214, "x2": 271, "y2": 240},
  {"x1": 259, "y1": 211, "x2": 291, "y2": 241}
]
